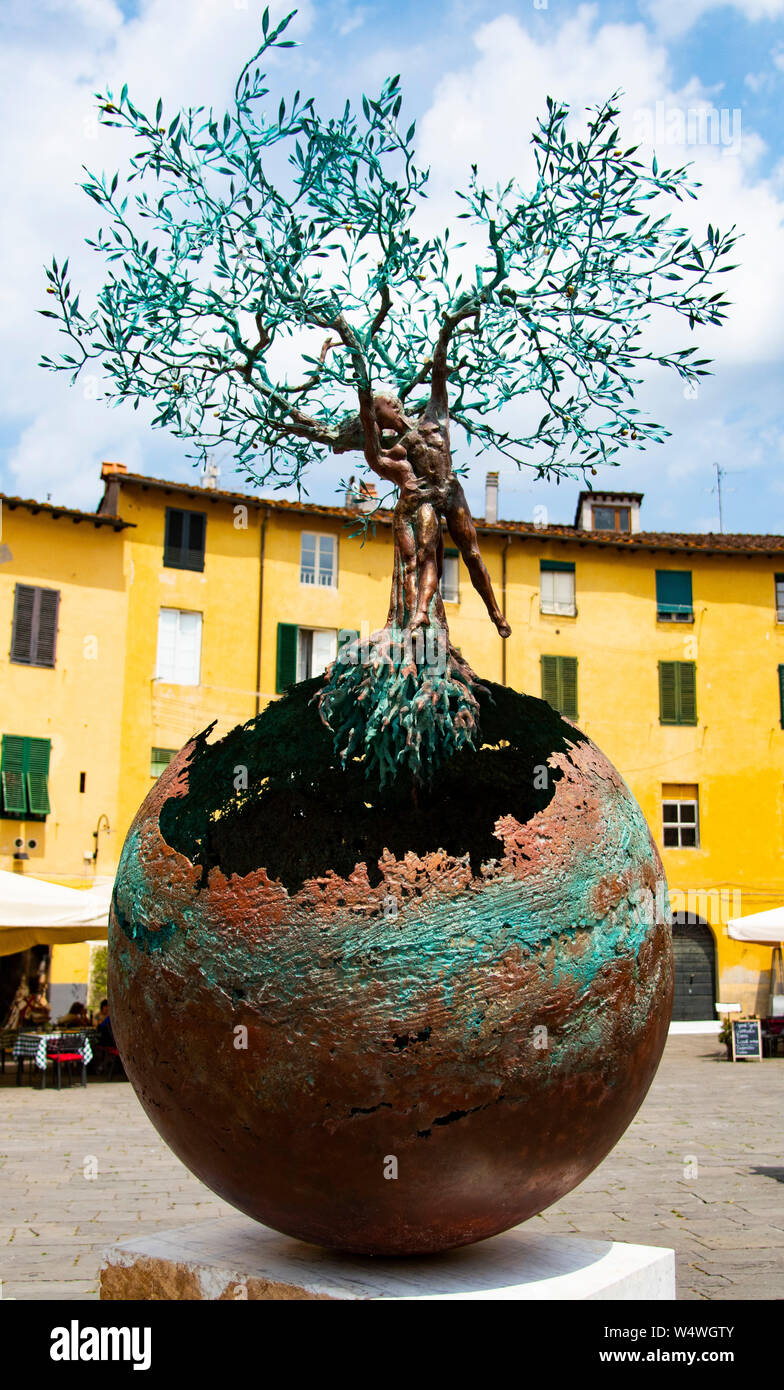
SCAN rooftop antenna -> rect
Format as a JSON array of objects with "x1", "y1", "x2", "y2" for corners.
[
  {"x1": 714, "y1": 462, "x2": 725, "y2": 533},
  {"x1": 708, "y1": 462, "x2": 742, "y2": 533}
]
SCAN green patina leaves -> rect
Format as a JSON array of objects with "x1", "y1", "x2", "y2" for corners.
[{"x1": 39, "y1": 15, "x2": 734, "y2": 490}]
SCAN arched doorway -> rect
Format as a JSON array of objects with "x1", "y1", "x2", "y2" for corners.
[{"x1": 671, "y1": 914, "x2": 717, "y2": 1022}]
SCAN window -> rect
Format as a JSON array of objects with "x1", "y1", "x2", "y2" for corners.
[
  {"x1": 10, "y1": 585, "x2": 59, "y2": 667},
  {"x1": 442, "y1": 549, "x2": 459, "y2": 603},
  {"x1": 659, "y1": 661, "x2": 697, "y2": 725},
  {"x1": 541, "y1": 655, "x2": 578, "y2": 719},
  {"x1": 298, "y1": 628, "x2": 337, "y2": 682},
  {"x1": 164, "y1": 508, "x2": 206, "y2": 572},
  {"x1": 656, "y1": 570, "x2": 693, "y2": 622},
  {"x1": 540, "y1": 561, "x2": 576, "y2": 616},
  {"x1": 593, "y1": 504, "x2": 631, "y2": 532},
  {"x1": 276, "y1": 624, "x2": 358, "y2": 692},
  {"x1": 151, "y1": 747, "x2": 178, "y2": 779},
  {"x1": 156, "y1": 608, "x2": 202, "y2": 685},
  {"x1": 0, "y1": 735, "x2": 51, "y2": 819},
  {"x1": 300, "y1": 532, "x2": 337, "y2": 588},
  {"x1": 775, "y1": 574, "x2": 784, "y2": 622},
  {"x1": 662, "y1": 785, "x2": 700, "y2": 848}
]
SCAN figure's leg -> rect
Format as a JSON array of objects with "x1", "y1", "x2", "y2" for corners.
[
  {"x1": 385, "y1": 545, "x2": 400, "y2": 628},
  {"x1": 408, "y1": 503, "x2": 441, "y2": 631},
  {"x1": 397, "y1": 509, "x2": 419, "y2": 623},
  {"x1": 433, "y1": 528, "x2": 447, "y2": 628},
  {"x1": 444, "y1": 481, "x2": 512, "y2": 637}
]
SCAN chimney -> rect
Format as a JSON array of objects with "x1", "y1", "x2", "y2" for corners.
[
  {"x1": 98, "y1": 462, "x2": 127, "y2": 518},
  {"x1": 485, "y1": 471, "x2": 499, "y2": 524},
  {"x1": 201, "y1": 458, "x2": 220, "y2": 490},
  {"x1": 358, "y1": 480, "x2": 378, "y2": 514}
]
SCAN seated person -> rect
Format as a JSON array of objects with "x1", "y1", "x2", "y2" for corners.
[
  {"x1": 57, "y1": 1000, "x2": 90, "y2": 1029},
  {"x1": 19, "y1": 979, "x2": 51, "y2": 1027},
  {"x1": 95, "y1": 999, "x2": 114, "y2": 1047}
]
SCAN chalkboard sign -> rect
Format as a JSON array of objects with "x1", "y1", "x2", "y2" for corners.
[{"x1": 732, "y1": 1019, "x2": 762, "y2": 1061}]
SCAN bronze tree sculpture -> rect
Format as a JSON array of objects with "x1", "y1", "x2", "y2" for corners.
[
  {"x1": 41, "y1": 7, "x2": 734, "y2": 777},
  {"x1": 42, "y1": 11, "x2": 730, "y2": 1258}
]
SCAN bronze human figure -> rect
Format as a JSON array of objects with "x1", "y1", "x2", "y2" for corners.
[{"x1": 355, "y1": 338, "x2": 512, "y2": 638}]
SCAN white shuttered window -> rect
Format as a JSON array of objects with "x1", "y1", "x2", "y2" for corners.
[
  {"x1": 540, "y1": 568, "x2": 576, "y2": 616},
  {"x1": 156, "y1": 608, "x2": 202, "y2": 685}
]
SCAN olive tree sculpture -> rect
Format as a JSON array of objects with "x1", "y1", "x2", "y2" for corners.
[
  {"x1": 46, "y1": 12, "x2": 739, "y2": 1261},
  {"x1": 41, "y1": 7, "x2": 734, "y2": 780}
]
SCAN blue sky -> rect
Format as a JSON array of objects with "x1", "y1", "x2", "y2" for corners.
[{"x1": 1, "y1": 0, "x2": 782, "y2": 534}]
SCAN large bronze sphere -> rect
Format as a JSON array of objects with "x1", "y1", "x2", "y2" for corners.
[{"x1": 109, "y1": 678, "x2": 672, "y2": 1256}]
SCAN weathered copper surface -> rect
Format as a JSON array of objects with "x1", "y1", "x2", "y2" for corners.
[{"x1": 109, "y1": 680, "x2": 673, "y2": 1256}]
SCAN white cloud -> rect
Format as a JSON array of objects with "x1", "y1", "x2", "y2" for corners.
[
  {"x1": 0, "y1": 0, "x2": 315, "y2": 485},
  {"x1": 643, "y1": 0, "x2": 784, "y2": 41},
  {"x1": 2, "y1": 0, "x2": 783, "y2": 533},
  {"x1": 404, "y1": 6, "x2": 784, "y2": 526},
  {"x1": 337, "y1": 4, "x2": 370, "y2": 36},
  {"x1": 6, "y1": 381, "x2": 149, "y2": 507}
]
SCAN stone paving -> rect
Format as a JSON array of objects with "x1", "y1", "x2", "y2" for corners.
[{"x1": 1, "y1": 1034, "x2": 781, "y2": 1301}]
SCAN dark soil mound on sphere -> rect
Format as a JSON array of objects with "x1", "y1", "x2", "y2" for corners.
[{"x1": 160, "y1": 677, "x2": 588, "y2": 892}]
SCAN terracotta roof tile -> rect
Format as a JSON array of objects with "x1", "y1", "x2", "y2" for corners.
[
  {"x1": 96, "y1": 468, "x2": 784, "y2": 557},
  {"x1": 0, "y1": 492, "x2": 133, "y2": 530}
]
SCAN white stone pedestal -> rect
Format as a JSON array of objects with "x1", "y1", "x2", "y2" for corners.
[{"x1": 101, "y1": 1216, "x2": 675, "y2": 1301}]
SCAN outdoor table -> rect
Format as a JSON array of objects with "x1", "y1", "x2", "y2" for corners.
[{"x1": 13, "y1": 1030, "x2": 92, "y2": 1089}]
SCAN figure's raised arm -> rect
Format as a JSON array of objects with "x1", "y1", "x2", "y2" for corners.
[
  {"x1": 358, "y1": 392, "x2": 418, "y2": 491},
  {"x1": 428, "y1": 296, "x2": 480, "y2": 425}
]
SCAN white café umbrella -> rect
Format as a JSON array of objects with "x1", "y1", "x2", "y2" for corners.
[
  {"x1": 727, "y1": 907, "x2": 784, "y2": 1018},
  {"x1": 0, "y1": 869, "x2": 111, "y2": 956},
  {"x1": 726, "y1": 907, "x2": 784, "y2": 944}
]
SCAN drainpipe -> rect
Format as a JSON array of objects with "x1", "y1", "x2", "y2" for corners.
[
  {"x1": 501, "y1": 533, "x2": 512, "y2": 687},
  {"x1": 255, "y1": 507, "x2": 269, "y2": 717}
]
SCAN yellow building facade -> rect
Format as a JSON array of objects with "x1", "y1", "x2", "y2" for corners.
[
  {"x1": 2, "y1": 465, "x2": 782, "y2": 1020},
  {"x1": 0, "y1": 492, "x2": 130, "y2": 1013}
]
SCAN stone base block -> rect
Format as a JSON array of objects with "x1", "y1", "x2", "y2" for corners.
[{"x1": 101, "y1": 1216, "x2": 675, "y2": 1301}]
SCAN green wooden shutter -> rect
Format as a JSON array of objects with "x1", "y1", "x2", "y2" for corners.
[
  {"x1": 541, "y1": 656, "x2": 577, "y2": 718},
  {"x1": 656, "y1": 571, "x2": 693, "y2": 617},
  {"x1": 659, "y1": 662, "x2": 678, "y2": 723},
  {"x1": 779, "y1": 666, "x2": 784, "y2": 729},
  {"x1": 659, "y1": 662, "x2": 697, "y2": 724},
  {"x1": 1, "y1": 735, "x2": 28, "y2": 816},
  {"x1": 276, "y1": 623, "x2": 298, "y2": 693},
  {"x1": 560, "y1": 657, "x2": 578, "y2": 719},
  {"x1": 678, "y1": 662, "x2": 697, "y2": 724},
  {"x1": 151, "y1": 747, "x2": 178, "y2": 779},
  {"x1": 164, "y1": 508, "x2": 206, "y2": 571},
  {"x1": 10, "y1": 586, "x2": 59, "y2": 666},
  {"x1": 26, "y1": 738, "x2": 51, "y2": 815},
  {"x1": 164, "y1": 507, "x2": 183, "y2": 563},
  {"x1": 10, "y1": 585, "x2": 36, "y2": 663},
  {"x1": 541, "y1": 655, "x2": 560, "y2": 710},
  {"x1": 34, "y1": 589, "x2": 59, "y2": 666}
]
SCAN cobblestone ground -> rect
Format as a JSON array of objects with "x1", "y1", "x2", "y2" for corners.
[{"x1": 1, "y1": 1035, "x2": 781, "y2": 1301}]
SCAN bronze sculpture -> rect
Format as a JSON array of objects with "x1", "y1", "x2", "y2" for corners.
[{"x1": 41, "y1": 10, "x2": 733, "y2": 1259}]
